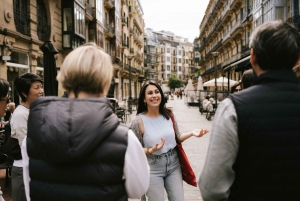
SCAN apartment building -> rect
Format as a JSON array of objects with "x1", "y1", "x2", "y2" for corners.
[
  {"x1": 0, "y1": 0, "x2": 144, "y2": 103},
  {"x1": 144, "y1": 28, "x2": 195, "y2": 91},
  {"x1": 195, "y1": 0, "x2": 300, "y2": 90}
]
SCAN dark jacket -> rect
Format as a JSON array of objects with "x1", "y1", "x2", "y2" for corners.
[
  {"x1": 27, "y1": 97, "x2": 128, "y2": 201},
  {"x1": 229, "y1": 70, "x2": 300, "y2": 201}
]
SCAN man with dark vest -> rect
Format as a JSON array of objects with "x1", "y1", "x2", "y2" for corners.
[{"x1": 199, "y1": 21, "x2": 300, "y2": 201}]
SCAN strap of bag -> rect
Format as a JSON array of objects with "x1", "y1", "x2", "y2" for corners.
[{"x1": 169, "y1": 112, "x2": 181, "y2": 145}]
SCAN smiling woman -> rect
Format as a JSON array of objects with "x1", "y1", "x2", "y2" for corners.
[
  {"x1": 130, "y1": 81, "x2": 209, "y2": 201},
  {"x1": 10, "y1": 73, "x2": 43, "y2": 201}
]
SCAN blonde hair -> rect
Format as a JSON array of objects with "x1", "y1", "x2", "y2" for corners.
[
  {"x1": 8, "y1": 102, "x2": 15, "y2": 113},
  {"x1": 57, "y1": 43, "x2": 113, "y2": 97}
]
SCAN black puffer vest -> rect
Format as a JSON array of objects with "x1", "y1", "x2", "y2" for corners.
[
  {"x1": 228, "y1": 70, "x2": 300, "y2": 201},
  {"x1": 27, "y1": 97, "x2": 128, "y2": 201}
]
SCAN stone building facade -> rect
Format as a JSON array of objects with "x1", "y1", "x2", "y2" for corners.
[
  {"x1": 144, "y1": 28, "x2": 195, "y2": 91},
  {"x1": 0, "y1": 0, "x2": 145, "y2": 104},
  {"x1": 195, "y1": 0, "x2": 300, "y2": 91}
]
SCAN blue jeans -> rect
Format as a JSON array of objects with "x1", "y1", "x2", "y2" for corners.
[{"x1": 146, "y1": 148, "x2": 184, "y2": 201}]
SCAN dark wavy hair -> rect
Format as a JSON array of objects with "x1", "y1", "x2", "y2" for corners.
[
  {"x1": 137, "y1": 82, "x2": 170, "y2": 120},
  {"x1": 0, "y1": 78, "x2": 9, "y2": 98}
]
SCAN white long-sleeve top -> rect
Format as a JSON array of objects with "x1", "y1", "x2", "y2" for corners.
[{"x1": 21, "y1": 130, "x2": 150, "y2": 201}]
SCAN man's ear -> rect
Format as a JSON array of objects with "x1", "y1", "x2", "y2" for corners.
[{"x1": 292, "y1": 55, "x2": 300, "y2": 72}]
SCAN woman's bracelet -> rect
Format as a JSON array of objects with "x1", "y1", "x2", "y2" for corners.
[{"x1": 146, "y1": 148, "x2": 152, "y2": 155}]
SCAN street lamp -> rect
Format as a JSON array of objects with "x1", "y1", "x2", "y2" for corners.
[
  {"x1": 212, "y1": 52, "x2": 219, "y2": 108},
  {"x1": 127, "y1": 55, "x2": 134, "y2": 114}
]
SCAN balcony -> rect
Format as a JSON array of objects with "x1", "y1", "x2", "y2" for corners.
[
  {"x1": 37, "y1": 21, "x2": 51, "y2": 41},
  {"x1": 14, "y1": 8, "x2": 31, "y2": 36},
  {"x1": 241, "y1": 45, "x2": 250, "y2": 57},
  {"x1": 121, "y1": 0, "x2": 126, "y2": 5},
  {"x1": 130, "y1": 48, "x2": 134, "y2": 54},
  {"x1": 230, "y1": 52, "x2": 241, "y2": 63},
  {"x1": 223, "y1": 31, "x2": 231, "y2": 43},
  {"x1": 222, "y1": 2, "x2": 232, "y2": 19},
  {"x1": 230, "y1": 20, "x2": 243, "y2": 36},
  {"x1": 85, "y1": 2, "x2": 93, "y2": 21},
  {"x1": 121, "y1": 41, "x2": 128, "y2": 49},
  {"x1": 104, "y1": 0, "x2": 114, "y2": 9},
  {"x1": 104, "y1": 22, "x2": 115, "y2": 38},
  {"x1": 129, "y1": 28, "x2": 134, "y2": 36},
  {"x1": 134, "y1": 17, "x2": 143, "y2": 32},
  {"x1": 121, "y1": 17, "x2": 127, "y2": 26}
]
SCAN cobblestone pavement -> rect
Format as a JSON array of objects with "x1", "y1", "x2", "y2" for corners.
[{"x1": 128, "y1": 97, "x2": 213, "y2": 201}]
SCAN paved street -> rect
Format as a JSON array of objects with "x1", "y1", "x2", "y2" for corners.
[
  {"x1": 128, "y1": 97, "x2": 213, "y2": 201},
  {"x1": 0, "y1": 97, "x2": 213, "y2": 201}
]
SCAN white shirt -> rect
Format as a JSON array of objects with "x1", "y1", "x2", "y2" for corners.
[
  {"x1": 22, "y1": 129, "x2": 150, "y2": 201},
  {"x1": 11, "y1": 105, "x2": 29, "y2": 167}
]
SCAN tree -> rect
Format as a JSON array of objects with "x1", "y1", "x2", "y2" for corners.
[{"x1": 167, "y1": 74, "x2": 183, "y2": 90}]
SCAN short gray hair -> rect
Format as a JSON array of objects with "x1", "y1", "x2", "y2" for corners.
[{"x1": 249, "y1": 21, "x2": 300, "y2": 70}]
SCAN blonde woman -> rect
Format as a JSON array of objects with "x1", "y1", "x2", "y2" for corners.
[{"x1": 21, "y1": 43, "x2": 149, "y2": 201}]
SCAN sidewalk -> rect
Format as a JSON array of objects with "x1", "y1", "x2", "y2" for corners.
[
  {"x1": 0, "y1": 98, "x2": 213, "y2": 201},
  {"x1": 129, "y1": 97, "x2": 213, "y2": 201}
]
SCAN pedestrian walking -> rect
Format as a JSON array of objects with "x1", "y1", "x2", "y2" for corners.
[
  {"x1": 130, "y1": 81, "x2": 208, "y2": 201},
  {"x1": 21, "y1": 43, "x2": 149, "y2": 201},
  {"x1": 0, "y1": 78, "x2": 10, "y2": 201},
  {"x1": 199, "y1": 21, "x2": 300, "y2": 201}
]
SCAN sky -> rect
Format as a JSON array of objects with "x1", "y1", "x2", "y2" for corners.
[{"x1": 140, "y1": 0, "x2": 210, "y2": 43}]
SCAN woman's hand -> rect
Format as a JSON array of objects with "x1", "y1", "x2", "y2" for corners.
[
  {"x1": 148, "y1": 138, "x2": 165, "y2": 154},
  {"x1": 192, "y1": 129, "x2": 209, "y2": 137}
]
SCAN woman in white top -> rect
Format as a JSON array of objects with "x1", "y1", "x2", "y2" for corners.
[{"x1": 10, "y1": 73, "x2": 43, "y2": 201}]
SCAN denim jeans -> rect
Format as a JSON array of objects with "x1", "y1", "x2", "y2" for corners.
[{"x1": 146, "y1": 148, "x2": 184, "y2": 201}]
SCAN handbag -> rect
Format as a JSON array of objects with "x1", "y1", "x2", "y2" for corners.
[
  {"x1": 170, "y1": 113, "x2": 197, "y2": 187},
  {"x1": 4, "y1": 136, "x2": 22, "y2": 160}
]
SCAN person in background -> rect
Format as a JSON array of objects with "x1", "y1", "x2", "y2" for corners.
[
  {"x1": 130, "y1": 81, "x2": 208, "y2": 201},
  {"x1": 22, "y1": 43, "x2": 149, "y2": 201},
  {"x1": 199, "y1": 21, "x2": 300, "y2": 201},
  {"x1": 10, "y1": 73, "x2": 43, "y2": 201},
  {"x1": 204, "y1": 98, "x2": 215, "y2": 121},
  {"x1": 0, "y1": 78, "x2": 11, "y2": 201},
  {"x1": 241, "y1": 69, "x2": 256, "y2": 89},
  {"x1": 202, "y1": 96, "x2": 209, "y2": 111},
  {"x1": 230, "y1": 83, "x2": 241, "y2": 93}
]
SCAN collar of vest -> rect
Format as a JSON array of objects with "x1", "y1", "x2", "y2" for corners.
[{"x1": 253, "y1": 70, "x2": 298, "y2": 85}]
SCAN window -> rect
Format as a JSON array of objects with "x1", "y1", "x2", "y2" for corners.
[
  {"x1": 98, "y1": 30, "x2": 104, "y2": 48},
  {"x1": 178, "y1": 50, "x2": 181, "y2": 55},
  {"x1": 106, "y1": 42, "x2": 109, "y2": 54},
  {"x1": 96, "y1": 0, "x2": 103, "y2": 23},
  {"x1": 179, "y1": 58, "x2": 181, "y2": 63},
  {"x1": 275, "y1": 7, "x2": 284, "y2": 20},
  {"x1": 167, "y1": 65, "x2": 170, "y2": 71},
  {"x1": 37, "y1": 0, "x2": 50, "y2": 41},
  {"x1": 179, "y1": 66, "x2": 181, "y2": 71},
  {"x1": 167, "y1": 48, "x2": 170, "y2": 53},
  {"x1": 14, "y1": 0, "x2": 30, "y2": 36},
  {"x1": 167, "y1": 57, "x2": 170, "y2": 62}
]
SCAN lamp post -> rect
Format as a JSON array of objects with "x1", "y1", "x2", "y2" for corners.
[
  {"x1": 212, "y1": 52, "x2": 219, "y2": 107},
  {"x1": 127, "y1": 55, "x2": 134, "y2": 114}
]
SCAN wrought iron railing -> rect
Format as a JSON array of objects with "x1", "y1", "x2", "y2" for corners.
[
  {"x1": 85, "y1": 2, "x2": 93, "y2": 17},
  {"x1": 14, "y1": 8, "x2": 30, "y2": 36},
  {"x1": 37, "y1": 21, "x2": 51, "y2": 41}
]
